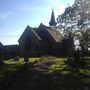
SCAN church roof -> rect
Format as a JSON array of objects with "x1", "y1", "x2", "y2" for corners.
[
  {"x1": 18, "y1": 25, "x2": 42, "y2": 43},
  {"x1": 31, "y1": 28, "x2": 42, "y2": 40},
  {"x1": 19, "y1": 22, "x2": 63, "y2": 45},
  {"x1": 38, "y1": 23, "x2": 63, "y2": 43},
  {"x1": 46, "y1": 27, "x2": 63, "y2": 43},
  {"x1": 4, "y1": 44, "x2": 19, "y2": 52}
]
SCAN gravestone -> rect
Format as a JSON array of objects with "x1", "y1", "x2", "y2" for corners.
[
  {"x1": 14, "y1": 56, "x2": 19, "y2": 61},
  {"x1": 24, "y1": 57, "x2": 29, "y2": 62}
]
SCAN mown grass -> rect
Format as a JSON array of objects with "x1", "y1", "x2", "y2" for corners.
[
  {"x1": 0, "y1": 56, "x2": 90, "y2": 90},
  {"x1": 0, "y1": 56, "x2": 54, "y2": 81},
  {"x1": 0, "y1": 58, "x2": 24, "y2": 81},
  {"x1": 48, "y1": 57, "x2": 90, "y2": 90},
  {"x1": 0, "y1": 57, "x2": 40, "y2": 81}
]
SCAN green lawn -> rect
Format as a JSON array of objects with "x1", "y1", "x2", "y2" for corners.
[
  {"x1": 0, "y1": 56, "x2": 90, "y2": 90},
  {"x1": 0, "y1": 57, "x2": 40, "y2": 80},
  {"x1": 0, "y1": 56, "x2": 51, "y2": 82},
  {"x1": 48, "y1": 57, "x2": 90, "y2": 89}
]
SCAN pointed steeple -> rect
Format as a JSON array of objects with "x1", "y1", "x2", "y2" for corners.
[{"x1": 49, "y1": 9, "x2": 56, "y2": 26}]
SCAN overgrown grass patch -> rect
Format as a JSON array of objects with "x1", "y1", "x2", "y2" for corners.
[
  {"x1": 29, "y1": 57, "x2": 40, "y2": 63},
  {"x1": 48, "y1": 58, "x2": 68, "y2": 73}
]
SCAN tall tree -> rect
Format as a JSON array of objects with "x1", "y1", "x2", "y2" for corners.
[
  {"x1": 57, "y1": 0, "x2": 90, "y2": 37},
  {"x1": 74, "y1": 0, "x2": 90, "y2": 50},
  {"x1": 57, "y1": 0, "x2": 90, "y2": 51}
]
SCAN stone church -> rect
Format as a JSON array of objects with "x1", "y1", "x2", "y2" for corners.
[{"x1": 18, "y1": 10, "x2": 72, "y2": 57}]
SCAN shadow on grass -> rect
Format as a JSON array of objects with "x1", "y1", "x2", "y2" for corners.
[
  {"x1": 0, "y1": 57, "x2": 90, "y2": 90},
  {"x1": 0, "y1": 62, "x2": 52, "y2": 90}
]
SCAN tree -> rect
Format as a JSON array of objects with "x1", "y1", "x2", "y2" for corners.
[
  {"x1": 74, "y1": 0, "x2": 90, "y2": 29},
  {"x1": 57, "y1": 0, "x2": 90, "y2": 34},
  {"x1": 57, "y1": 6, "x2": 76, "y2": 38},
  {"x1": 57, "y1": 0, "x2": 90, "y2": 51},
  {"x1": 0, "y1": 42, "x2": 4, "y2": 64}
]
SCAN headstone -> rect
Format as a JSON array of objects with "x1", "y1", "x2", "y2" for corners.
[
  {"x1": 14, "y1": 56, "x2": 19, "y2": 61},
  {"x1": 24, "y1": 57, "x2": 29, "y2": 62}
]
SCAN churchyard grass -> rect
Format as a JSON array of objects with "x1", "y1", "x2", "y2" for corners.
[{"x1": 0, "y1": 56, "x2": 90, "y2": 90}]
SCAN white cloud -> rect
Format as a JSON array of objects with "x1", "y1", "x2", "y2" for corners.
[
  {"x1": 0, "y1": 12, "x2": 13, "y2": 20},
  {"x1": 47, "y1": 0, "x2": 66, "y2": 18},
  {"x1": 54, "y1": 0, "x2": 65, "y2": 17},
  {"x1": 20, "y1": 5, "x2": 51, "y2": 12},
  {"x1": 19, "y1": 0, "x2": 74, "y2": 17},
  {"x1": 48, "y1": 0, "x2": 75, "y2": 17}
]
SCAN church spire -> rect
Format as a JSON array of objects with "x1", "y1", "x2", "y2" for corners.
[{"x1": 49, "y1": 9, "x2": 56, "y2": 27}]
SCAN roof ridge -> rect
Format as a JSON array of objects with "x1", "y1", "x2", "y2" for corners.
[{"x1": 31, "y1": 28, "x2": 42, "y2": 40}]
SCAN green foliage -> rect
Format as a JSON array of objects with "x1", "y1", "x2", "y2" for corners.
[
  {"x1": 57, "y1": 0, "x2": 90, "y2": 38},
  {"x1": 57, "y1": 0, "x2": 90, "y2": 52}
]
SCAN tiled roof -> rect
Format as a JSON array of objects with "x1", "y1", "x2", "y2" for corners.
[
  {"x1": 38, "y1": 23, "x2": 63, "y2": 43},
  {"x1": 46, "y1": 27, "x2": 63, "y2": 43}
]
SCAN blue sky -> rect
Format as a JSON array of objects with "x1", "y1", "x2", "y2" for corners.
[{"x1": 0, "y1": 0, "x2": 74, "y2": 45}]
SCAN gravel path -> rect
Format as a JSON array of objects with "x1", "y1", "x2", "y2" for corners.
[{"x1": 33, "y1": 58, "x2": 56, "y2": 72}]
